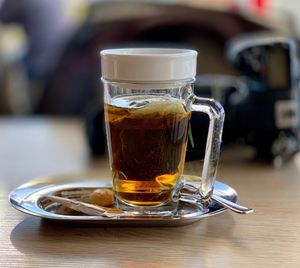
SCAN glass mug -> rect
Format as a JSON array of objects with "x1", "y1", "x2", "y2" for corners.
[{"x1": 101, "y1": 48, "x2": 224, "y2": 215}]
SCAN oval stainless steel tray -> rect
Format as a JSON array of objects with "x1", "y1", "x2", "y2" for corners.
[{"x1": 9, "y1": 175, "x2": 238, "y2": 226}]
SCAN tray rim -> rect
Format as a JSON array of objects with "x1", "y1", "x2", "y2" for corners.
[{"x1": 9, "y1": 175, "x2": 238, "y2": 226}]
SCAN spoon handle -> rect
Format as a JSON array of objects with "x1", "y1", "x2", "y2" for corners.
[{"x1": 211, "y1": 194, "x2": 254, "y2": 214}]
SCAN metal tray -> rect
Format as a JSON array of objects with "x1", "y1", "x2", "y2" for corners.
[{"x1": 9, "y1": 175, "x2": 238, "y2": 226}]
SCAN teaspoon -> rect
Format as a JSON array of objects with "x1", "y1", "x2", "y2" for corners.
[{"x1": 181, "y1": 183, "x2": 253, "y2": 214}]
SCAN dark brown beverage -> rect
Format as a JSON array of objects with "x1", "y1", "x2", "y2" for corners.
[{"x1": 105, "y1": 95, "x2": 190, "y2": 206}]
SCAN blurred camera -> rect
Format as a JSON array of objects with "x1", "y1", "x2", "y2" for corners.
[{"x1": 188, "y1": 33, "x2": 300, "y2": 165}]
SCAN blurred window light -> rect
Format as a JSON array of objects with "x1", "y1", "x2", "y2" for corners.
[{"x1": 0, "y1": 24, "x2": 28, "y2": 62}]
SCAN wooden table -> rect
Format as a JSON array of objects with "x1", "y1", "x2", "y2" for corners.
[{"x1": 0, "y1": 117, "x2": 299, "y2": 267}]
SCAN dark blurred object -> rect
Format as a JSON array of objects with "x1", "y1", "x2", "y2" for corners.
[
  {"x1": 188, "y1": 33, "x2": 300, "y2": 166},
  {"x1": 85, "y1": 107, "x2": 106, "y2": 155},
  {"x1": 227, "y1": 33, "x2": 300, "y2": 165},
  {"x1": 37, "y1": 2, "x2": 272, "y2": 115}
]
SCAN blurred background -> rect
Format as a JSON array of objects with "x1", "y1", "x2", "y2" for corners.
[{"x1": 0, "y1": 0, "x2": 300, "y2": 166}]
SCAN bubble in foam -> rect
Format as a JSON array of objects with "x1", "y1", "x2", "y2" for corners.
[{"x1": 111, "y1": 95, "x2": 187, "y2": 116}]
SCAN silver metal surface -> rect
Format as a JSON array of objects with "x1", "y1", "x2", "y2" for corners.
[
  {"x1": 9, "y1": 176, "x2": 238, "y2": 227},
  {"x1": 211, "y1": 194, "x2": 253, "y2": 214},
  {"x1": 182, "y1": 182, "x2": 253, "y2": 214}
]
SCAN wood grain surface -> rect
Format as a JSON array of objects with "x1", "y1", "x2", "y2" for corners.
[{"x1": 0, "y1": 117, "x2": 299, "y2": 267}]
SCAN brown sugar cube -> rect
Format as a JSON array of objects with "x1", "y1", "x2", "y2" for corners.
[{"x1": 90, "y1": 189, "x2": 114, "y2": 207}]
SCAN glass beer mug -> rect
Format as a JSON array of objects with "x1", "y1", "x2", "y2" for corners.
[{"x1": 101, "y1": 48, "x2": 224, "y2": 215}]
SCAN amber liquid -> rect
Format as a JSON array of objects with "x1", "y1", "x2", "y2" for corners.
[{"x1": 105, "y1": 95, "x2": 190, "y2": 206}]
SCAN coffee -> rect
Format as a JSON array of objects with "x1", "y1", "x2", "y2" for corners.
[{"x1": 105, "y1": 95, "x2": 190, "y2": 206}]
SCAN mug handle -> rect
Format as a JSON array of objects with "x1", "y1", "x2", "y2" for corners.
[{"x1": 187, "y1": 95, "x2": 225, "y2": 200}]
